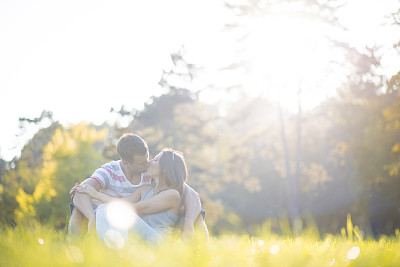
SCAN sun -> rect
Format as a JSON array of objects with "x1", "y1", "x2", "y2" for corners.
[{"x1": 240, "y1": 14, "x2": 344, "y2": 112}]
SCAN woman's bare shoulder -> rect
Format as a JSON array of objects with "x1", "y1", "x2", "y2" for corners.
[{"x1": 161, "y1": 189, "x2": 181, "y2": 201}]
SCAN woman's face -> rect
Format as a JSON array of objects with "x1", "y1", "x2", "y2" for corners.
[{"x1": 147, "y1": 152, "x2": 162, "y2": 177}]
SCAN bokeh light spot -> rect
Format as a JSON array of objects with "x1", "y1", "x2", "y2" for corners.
[
  {"x1": 269, "y1": 244, "x2": 280, "y2": 254},
  {"x1": 104, "y1": 229, "x2": 125, "y2": 249},
  {"x1": 347, "y1": 246, "x2": 360, "y2": 260},
  {"x1": 105, "y1": 200, "x2": 137, "y2": 230},
  {"x1": 38, "y1": 238, "x2": 44, "y2": 245},
  {"x1": 65, "y1": 245, "x2": 84, "y2": 263}
]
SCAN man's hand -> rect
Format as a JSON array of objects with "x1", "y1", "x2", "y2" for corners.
[
  {"x1": 181, "y1": 215, "x2": 210, "y2": 242},
  {"x1": 181, "y1": 223, "x2": 195, "y2": 241}
]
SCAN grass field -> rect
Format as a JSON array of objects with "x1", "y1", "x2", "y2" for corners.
[{"x1": 1, "y1": 222, "x2": 399, "y2": 267}]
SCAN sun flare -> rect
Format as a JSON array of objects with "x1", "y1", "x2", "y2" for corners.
[
  {"x1": 241, "y1": 14, "x2": 344, "y2": 111},
  {"x1": 105, "y1": 201, "x2": 137, "y2": 230}
]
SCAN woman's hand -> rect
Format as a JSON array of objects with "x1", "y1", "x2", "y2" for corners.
[
  {"x1": 69, "y1": 182, "x2": 79, "y2": 199},
  {"x1": 76, "y1": 184, "x2": 98, "y2": 198}
]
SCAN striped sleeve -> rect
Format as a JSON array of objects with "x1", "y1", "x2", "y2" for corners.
[{"x1": 90, "y1": 167, "x2": 110, "y2": 189}]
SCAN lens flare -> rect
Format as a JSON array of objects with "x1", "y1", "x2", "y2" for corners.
[
  {"x1": 105, "y1": 200, "x2": 137, "y2": 230},
  {"x1": 269, "y1": 244, "x2": 280, "y2": 254},
  {"x1": 347, "y1": 246, "x2": 360, "y2": 260},
  {"x1": 104, "y1": 229, "x2": 126, "y2": 249},
  {"x1": 38, "y1": 238, "x2": 44, "y2": 245},
  {"x1": 65, "y1": 245, "x2": 84, "y2": 263}
]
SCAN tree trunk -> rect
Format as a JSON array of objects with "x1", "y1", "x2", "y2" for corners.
[{"x1": 279, "y1": 103, "x2": 300, "y2": 224}]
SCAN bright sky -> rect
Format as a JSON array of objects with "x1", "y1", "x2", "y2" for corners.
[{"x1": 0, "y1": 0, "x2": 399, "y2": 161}]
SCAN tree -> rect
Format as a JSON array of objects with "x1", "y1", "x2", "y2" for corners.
[
  {"x1": 219, "y1": 0, "x2": 391, "y2": 233},
  {"x1": 1, "y1": 123, "x2": 107, "y2": 227},
  {"x1": 0, "y1": 118, "x2": 61, "y2": 225},
  {"x1": 222, "y1": 0, "x2": 334, "y2": 226}
]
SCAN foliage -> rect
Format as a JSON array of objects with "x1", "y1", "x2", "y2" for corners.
[
  {"x1": 0, "y1": 123, "x2": 107, "y2": 227},
  {"x1": 383, "y1": 72, "x2": 400, "y2": 176},
  {"x1": 0, "y1": 122, "x2": 61, "y2": 225},
  {"x1": 2, "y1": 72, "x2": 400, "y2": 236}
]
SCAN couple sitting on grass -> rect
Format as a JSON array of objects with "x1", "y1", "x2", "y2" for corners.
[{"x1": 68, "y1": 133, "x2": 208, "y2": 244}]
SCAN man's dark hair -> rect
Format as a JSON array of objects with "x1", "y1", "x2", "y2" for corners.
[{"x1": 116, "y1": 133, "x2": 148, "y2": 163}]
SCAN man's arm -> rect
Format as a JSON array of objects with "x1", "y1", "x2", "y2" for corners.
[
  {"x1": 72, "y1": 178, "x2": 101, "y2": 233},
  {"x1": 181, "y1": 183, "x2": 202, "y2": 240}
]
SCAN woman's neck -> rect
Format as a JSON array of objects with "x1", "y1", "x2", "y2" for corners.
[{"x1": 153, "y1": 177, "x2": 168, "y2": 194}]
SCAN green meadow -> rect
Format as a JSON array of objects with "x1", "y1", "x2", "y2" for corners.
[{"x1": 1, "y1": 221, "x2": 399, "y2": 267}]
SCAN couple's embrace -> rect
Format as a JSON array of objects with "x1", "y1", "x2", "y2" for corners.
[{"x1": 68, "y1": 133, "x2": 208, "y2": 245}]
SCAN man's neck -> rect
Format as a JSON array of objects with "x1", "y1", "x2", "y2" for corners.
[
  {"x1": 127, "y1": 172, "x2": 142, "y2": 185},
  {"x1": 120, "y1": 162, "x2": 142, "y2": 184}
]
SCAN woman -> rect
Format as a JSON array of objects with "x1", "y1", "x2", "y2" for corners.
[{"x1": 76, "y1": 148, "x2": 186, "y2": 244}]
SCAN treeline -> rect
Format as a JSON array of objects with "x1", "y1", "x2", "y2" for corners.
[{"x1": 0, "y1": 69, "x2": 399, "y2": 235}]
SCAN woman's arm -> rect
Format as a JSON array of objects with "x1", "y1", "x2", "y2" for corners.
[
  {"x1": 76, "y1": 184, "x2": 146, "y2": 203},
  {"x1": 133, "y1": 189, "x2": 181, "y2": 215}
]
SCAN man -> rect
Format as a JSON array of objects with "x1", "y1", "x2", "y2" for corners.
[{"x1": 68, "y1": 133, "x2": 208, "y2": 240}]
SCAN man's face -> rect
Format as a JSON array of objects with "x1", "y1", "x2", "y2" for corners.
[{"x1": 131, "y1": 153, "x2": 150, "y2": 172}]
